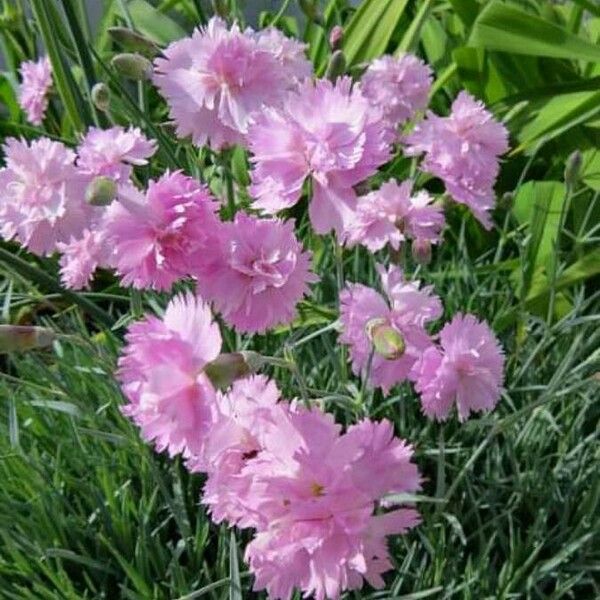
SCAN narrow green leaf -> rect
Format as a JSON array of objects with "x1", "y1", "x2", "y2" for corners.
[
  {"x1": 470, "y1": 1, "x2": 600, "y2": 62},
  {"x1": 229, "y1": 531, "x2": 243, "y2": 600},
  {"x1": 396, "y1": 0, "x2": 434, "y2": 54}
]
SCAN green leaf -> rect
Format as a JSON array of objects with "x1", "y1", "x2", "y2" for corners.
[
  {"x1": 396, "y1": 0, "x2": 434, "y2": 54},
  {"x1": 229, "y1": 531, "x2": 242, "y2": 600},
  {"x1": 470, "y1": 1, "x2": 600, "y2": 62},
  {"x1": 342, "y1": 0, "x2": 408, "y2": 66},
  {"x1": 123, "y1": 0, "x2": 186, "y2": 45},
  {"x1": 580, "y1": 149, "x2": 600, "y2": 190}
]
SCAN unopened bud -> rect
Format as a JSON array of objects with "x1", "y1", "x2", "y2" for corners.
[
  {"x1": 204, "y1": 351, "x2": 264, "y2": 389},
  {"x1": 325, "y1": 49, "x2": 347, "y2": 82},
  {"x1": 366, "y1": 318, "x2": 405, "y2": 360},
  {"x1": 108, "y1": 27, "x2": 160, "y2": 56},
  {"x1": 91, "y1": 83, "x2": 110, "y2": 111},
  {"x1": 412, "y1": 239, "x2": 432, "y2": 265},
  {"x1": 211, "y1": 0, "x2": 229, "y2": 18},
  {"x1": 111, "y1": 53, "x2": 152, "y2": 81},
  {"x1": 299, "y1": 0, "x2": 324, "y2": 25},
  {"x1": 85, "y1": 176, "x2": 117, "y2": 206},
  {"x1": 0, "y1": 325, "x2": 57, "y2": 353},
  {"x1": 329, "y1": 26, "x2": 343, "y2": 51},
  {"x1": 564, "y1": 150, "x2": 582, "y2": 187},
  {"x1": 499, "y1": 191, "x2": 514, "y2": 209}
]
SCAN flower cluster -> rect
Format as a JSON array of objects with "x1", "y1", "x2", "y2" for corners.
[
  {"x1": 119, "y1": 295, "x2": 421, "y2": 600},
  {"x1": 18, "y1": 55, "x2": 52, "y2": 125}
]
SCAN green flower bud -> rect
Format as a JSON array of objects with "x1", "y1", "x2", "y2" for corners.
[
  {"x1": 366, "y1": 318, "x2": 405, "y2": 360},
  {"x1": 204, "y1": 351, "x2": 264, "y2": 389},
  {"x1": 91, "y1": 83, "x2": 110, "y2": 112},
  {"x1": 108, "y1": 27, "x2": 160, "y2": 56},
  {"x1": 325, "y1": 50, "x2": 347, "y2": 82},
  {"x1": 0, "y1": 325, "x2": 56, "y2": 353},
  {"x1": 111, "y1": 53, "x2": 152, "y2": 81},
  {"x1": 564, "y1": 150, "x2": 582, "y2": 188},
  {"x1": 85, "y1": 176, "x2": 117, "y2": 207}
]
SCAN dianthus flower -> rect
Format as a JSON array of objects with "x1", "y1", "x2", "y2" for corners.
[
  {"x1": 411, "y1": 313, "x2": 504, "y2": 421},
  {"x1": 102, "y1": 172, "x2": 220, "y2": 290},
  {"x1": 253, "y1": 26, "x2": 312, "y2": 82},
  {"x1": 248, "y1": 77, "x2": 392, "y2": 236},
  {"x1": 198, "y1": 375, "x2": 290, "y2": 527},
  {"x1": 404, "y1": 91, "x2": 509, "y2": 229},
  {"x1": 344, "y1": 179, "x2": 444, "y2": 252},
  {"x1": 196, "y1": 213, "x2": 316, "y2": 333},
  {"x1": 76, "y1": 126, "x2": 156, "y2": 181},
  {"x1": 57, "y1": 229, "x2": 108, "y2": 290},
  {"x1": 153, "y1": 17, "x2": 297, "y2": 149},
  {"x1": 118, "y1": 293, "x2": 221, "y2": 457},
  {"x1": 0, "y1": 137, "x2": 90, "y2": 255},
  {"x1": 18, "y1": 56, "x2": 52, "y2": 125},
  {"x1": 243, "y1": 409, "x2": 421, "y2": 600},
  {"x1": 361, "y1": 54, "x2": 432, "y2": 129},
  {"x1": 339, "y1": 265, "x2": 442, "y2": 393}
]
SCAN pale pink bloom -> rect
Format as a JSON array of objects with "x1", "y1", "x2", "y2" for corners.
[
  {"x1": 103, "y1": 172, "x2": 220, "y2": 290},
  {"x1": 153, "y1": 17, "x2": 293, "y2": 149},
  {"x1": 339, "y1": 265, "x2": 442, "y2": 393},
  {"x1": 243, "y1": 411, "x2": 421, "y2": 600},
  {"x1": 0, "y1": 137, "x2": 90, "y2": 255},
  {"x1": 344, "y1": 179, "x2": 444, "y2": 252},
  {"x1": 248, "y1": 77, "x2": 392, "y2": 236},
  {"x1": 361, "y1": 54, "x2": 432, "y2": 128},
  {"x1": 199, "y1": 375, "x2": 291, "y2": 527},
  {"x1": 404, "y1": 91, "x2": 509, "y2": 229},
  {"x1": 196, "y1": 213, "x2": 316, "y2": 333},
  {"x1": 118, "y1": 293, "x2": 221, "y2": 458},
  {"x1": 18, "y1": 56, "x2": 52, "y2": 125},
  {"x1": 76, "y1": 126, "x2": 156, "y2": 181},
  {"x1": 412, "y1": 313, "x2": 504, "y2": 421},
  {"x1": 253, "y1": 26, "x2": 312, "y2": 82},
  {"x1": 57, "y1": 229, "x2": 108, "y2": 290}
]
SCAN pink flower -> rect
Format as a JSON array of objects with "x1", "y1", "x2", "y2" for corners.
[
  {"x1": 198, "y1": 375, "x2": 290, "y2": 527},
  {"x1": 344, "y1": 179, "x2": 445, "y2": 252},
  {"x1": 196, "y1": 213, "x2": 316, "y2": 333},
  {"x1": 118, "y1": 293, "x2": 221, "y2": 458},
  {"x1": 102, "y1": 172, "x2": 220, "y2": 290},
  {"x1": 153, "y1": 17, "x2": 295, "y2": 149},
  {"x1": 57, "y1": 229, "x2": 108, "y2": 290},
  {"x1": 18, "y1": 56, "x2": 52, "y2": 125},
  {"x1": 248, "y1": 77, "x2": 392, "y2": 236},
  {"x1": 76, "y1": 126, "x2": 156, "y2": 181},
  {"x1": 253, "y1": 27, "x2": 312, "y2": 82},
  {"x1": 404, "y1": 91, "x2": 509, "y2": 229},
  {"x1": 412, "y1": 313, "x2": 504, "y2": 421},
  {"x1": 0, "y1": 137, "x2": 91, "y2": 255},
  {"x1": 339, "y1": 265, "x2": 442, "y2": 393},
  {"x1": 361, "y1": 54, "x2": 432, "y2": 128},
  {"x1": 243, "y1": 410, "x2": 421, "y2": 600}
]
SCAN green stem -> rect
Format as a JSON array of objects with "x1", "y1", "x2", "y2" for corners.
[{"x1": 270, "y1": 0, "x2": 292, "y2": 26}]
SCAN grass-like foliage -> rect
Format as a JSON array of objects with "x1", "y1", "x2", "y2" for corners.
[{"x1": 0, "y1": 1, "x2": 599, "y2": 599}]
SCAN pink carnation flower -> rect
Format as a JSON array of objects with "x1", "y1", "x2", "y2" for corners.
[
  {"x1": 118, "y1": 293, "x2": 221, "y2": 458},
  {"x1": 248, "y1": 77, "x2": 392, "y2": 236},
  {"x1": 361, "y1": 54, "x2": 432, "y2": 128},
  {"x1": 153, "y1": 17, "x2": 295, "y2": 149},
  {"x1": 243, "y1": 410, "x2": 421, "y2": 600},
  {"x1": 197, "y1": 213, "x2": 316, "y2": 333},
  {"x1": 18, "y1": 56, "x2": 52, "y2": 125},
  {"x1": 103, "y1": 172, "x2": 220, "y2": 290},
  {"x1": 253, "y1": 26, "x2": 312, "y2": 81},
  {"x1": 199, "y1": 375, "x2": 290, "y2": 527},
  {"x1": 76, "y1": 126, "x2": 156, "y2": 181},
  {"x1": 404, "y1": 91, "x2": 509, "y2": 229},
  {"x1": 339, "y1": 265, "x2": 442, "y2": 393},
  {"x1": 412, "y1": 313, "x2": 504, "y2": 421},
  {"x1": 0, "y1": 137, "x2": 90, "y2": 255},
  {"x1": 344, "y1": 179, "x2": 445, "y2": 252},
  {"x1": 57, "y1": 229, "x2": 108, "y2": 290}
]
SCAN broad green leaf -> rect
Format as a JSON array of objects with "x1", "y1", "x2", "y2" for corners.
[
  {"x1": 580, "y1": 149, "x2": 600, "y2": 191},
  {"x1": 470, "y1": 1, "x2": 600, "y2": 62},
  {"x1": 124, "y1": 0, "x2": 186, "y2": 45},
  {"x1": 342, "y1": 0, "x2": 408, "y2": 66},
  {"x1": 453, "y1": 47, "x2": 510, "y2": 103},
  {"x1": 0, "y1": 73, "x2": 19, "y2": 120},
  {"x1": 449, "y1": 0, "x2": 479, "y2": 28}
]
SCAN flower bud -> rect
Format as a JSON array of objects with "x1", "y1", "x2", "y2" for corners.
[
  {"x1": 91, "y1": 82, "x2": 110, "y2": 112},
  {"x1": 107, "y1": 27, "x2": 160, "y2": 56},
  {"x1": 329, "y1": 26, "x2": 343, "y2": 51},
  {"x1": 299, "y1": 0, "x2": 324, "y2": 25},
  {"x1": 564, "y1": 150, "x2": 582, "y2": 188},
  {"x1": 211, "y1": 0, "x2": 229, "y2": 18},
  {"x1": 111, "y1": 53, "x2": 152, "y2": 81},
  {"x1": 325, "y1": 50, "x2": 347, "y2": 82},
  {"x1": 0, "y1": 325, "x2": 56, "y2": 353},
  {"x1": 365, "y1": 318, "x2": 405, "y2": 360},
  {"x1": 412, "y1": 239, "x2": 432, "y2": 265},
  {"x1": 85, "y1": 176, "x2": 117, "y2": 206},
  {"x1": 204, "y1": 351, "x2": 264, "y2": 389}
]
